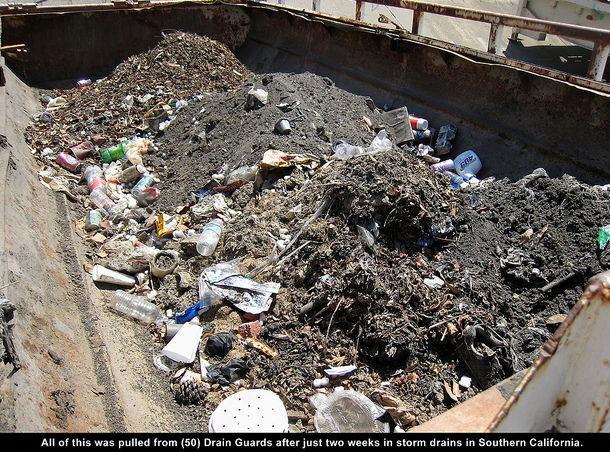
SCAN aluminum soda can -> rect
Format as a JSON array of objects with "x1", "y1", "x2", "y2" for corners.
[
  {"x1": 119, "y1": 164, "x2": 146, "y2": 184},
  {"x1": 85, "y1": 209, "x2": 103, "y2": 231},
  {"x1": 100, "y1": 142, "x2": 127, "y2": 163},
  {"x1": 56, "y1": 152, "x2": 83, "y2": 173},
  {"x1": 131, "y1": 175, "x2": 156, "y2": 199},
  {"x1": 70, "y1": 141, "x2": 94, "y2": 159},
  {"x1": 132, "y1": 175, "x2": 155, "y2": 192}
]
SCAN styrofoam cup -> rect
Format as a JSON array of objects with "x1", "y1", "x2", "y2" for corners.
[
  {"x1": 162, "y1": 323, "x2": 203, "y2": 363},
  {"x1": 92, "y1": 264, "x2": 136, "y2": 286}
]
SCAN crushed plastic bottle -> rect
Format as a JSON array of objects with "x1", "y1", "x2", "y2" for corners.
[{"x1": 89, "y1": 186, "x2": 115, "y2": 211}]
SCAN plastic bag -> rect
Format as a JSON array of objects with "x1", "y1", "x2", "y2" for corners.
[
  {"x1": 368, "y1": 129, "x2": 392, "y2": 153},
  {"x1": 332, "y1": 129, "x2": 392, "y2": 160},
  {"x1": 124, "y1": 138, "x2": 149, "y2": 165},
  {"x1": 206, "y1": 358, "x2": 250, "y2": 385},
  {"x1": 204, "y1": 332, "x2": 234, "y2": 358}
]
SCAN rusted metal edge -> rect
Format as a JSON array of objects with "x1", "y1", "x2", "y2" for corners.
[
  {"x1": 245, "y1": 2, "x2": 610, "y2": 96},
  {"x1": 1, "y1": 0, "x2": 608, "y2": 95},
  {"x1": 485, "y1": 270, "x2": 610, "y2": 432},
  {"x1": 364, "y1": 0, "x2": 610, "y2": 44},
  {"x1": 394, "y1": 29, "x2": 610, "y2": 96},
  {"x1": 0, "y1": 0, "x2": 244, "y2": 15}
]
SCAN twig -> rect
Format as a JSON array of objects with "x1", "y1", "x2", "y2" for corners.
[
  {"x1": 273, "y1": 241, "x2": 312, "y2": 271},
  {"x1": 428, "y1": 315, "x2": 462, "y2": 330},
  {"x1": 0, "y1": 280, "x2": 20, "y2": 292},
  {"x1": 541, "y1": 271, "x2": 577, "y2": 293},
  {"x1": 246, "y1": 197, "x2": 331, "y2": 279},
  {"x1": 324, "y1": 299, "x2": 343, "y2": 358}
]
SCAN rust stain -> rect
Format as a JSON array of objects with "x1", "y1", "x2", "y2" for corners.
[{"x1": 552, "y1": 397, "x2": 568, "y2": 414}]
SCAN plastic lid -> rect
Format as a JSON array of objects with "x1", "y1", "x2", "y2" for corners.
[{"x1": 208, "y1": 389, "x2": 288, "y2": 433}]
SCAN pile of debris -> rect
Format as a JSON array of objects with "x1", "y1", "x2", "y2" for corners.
[{"x1": 24, "y1": 30, "x2": 610, "y2": 433}]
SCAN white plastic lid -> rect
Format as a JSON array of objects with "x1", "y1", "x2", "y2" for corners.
[{"x1": 208, "y1": 389, "x2": 288, "y2": 433}]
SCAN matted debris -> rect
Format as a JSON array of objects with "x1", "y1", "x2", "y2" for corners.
[{"x1": 23, "y1": 30, "x2": 610, "y2": 432}]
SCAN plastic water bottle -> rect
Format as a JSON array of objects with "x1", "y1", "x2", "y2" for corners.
[
  {"x1": 84, "y1": 165, "x2": 107, "y2": 193},
  {"x1": 197, "y1": 218, "x2": 225, "y2": 256},
  {"x1": 109, "y1": 289, "x2": 164, "y2": 323},
  {"x1": 89, "y1": 186, "x2": 115, "y2": 211},
  {"x1": 446, "y1": 171, "x2": 469, "y2": 189}
]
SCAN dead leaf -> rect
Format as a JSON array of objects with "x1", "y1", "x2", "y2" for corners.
[
  {"x1": 519, "y1": 228, "x2": 534, "y2": 244},
  {"x1": 546, "y1": 314, "x2": 567, "y2": 325},
  {"x1": 89, "y1": 233, "x2": 107, "y2": 244},
  {"x1": 363, "y1": 115, "x2": 373, "y2": 129},
  {"x1": 444, "y1": 380, "x2": 459, "y2": 402}
]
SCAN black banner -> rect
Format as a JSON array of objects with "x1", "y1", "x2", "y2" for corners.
[{"x1": 3, "y1": 432, "x2": 605, "y2": 451}]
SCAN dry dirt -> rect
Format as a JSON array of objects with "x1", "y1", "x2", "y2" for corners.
[{"x1": 5, "y1": 31, "x2": 610, "y2": 433}]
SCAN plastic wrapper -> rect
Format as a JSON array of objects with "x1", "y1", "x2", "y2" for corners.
[
  {"x1": 198, "y1": 259, "x2": 279, "y2": 315},
  {"x1": 124, "y1": 138, "x2": 149, "y2": 165}
]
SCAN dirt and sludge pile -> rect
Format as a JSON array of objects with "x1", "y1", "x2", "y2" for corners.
[{"x1": 22, "y1": 30, "x2": 610, "y2": 433}]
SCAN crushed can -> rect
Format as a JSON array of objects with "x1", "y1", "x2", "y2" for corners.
[
  {"x1": 56, "y1": 152, "x2": 83, "y2": 173},
  {"x1": 136, "y1": 187, "x2": 160, "y2": 206},
  {"x1": 118, "y1": 163, "x2": 147, "y2": 184},
  {"x1": 70, "y1": 141, "x2": 94, "y2": 159}
]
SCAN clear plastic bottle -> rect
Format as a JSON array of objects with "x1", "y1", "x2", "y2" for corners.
[
  {"x1": 445, "y1": 171, "x2": 469, "y2": 189},
  {"x1": 89, "y1": 186, "x2": 115, "y2": 211},
  {"x1": 109, "y1": 289, "x2": 164, "y2": 324},
  {"x1": 83, "y1": 165, "x2": 107, "y2": 193},
  {"x1": 197, "y1": 218, "x2": 225, "y2": 256}
]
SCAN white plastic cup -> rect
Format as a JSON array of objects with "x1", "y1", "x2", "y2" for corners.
[
  {"x1": 454, "y1": 150, "x2": 482, "y2": 177},
  {"x1": 92, "y1": 264, "x2": 136, "y2": 286},
  {"x1": 162, "y1": 323, "x2": 203, "y2": 363}
]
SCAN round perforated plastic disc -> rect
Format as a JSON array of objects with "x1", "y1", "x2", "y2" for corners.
[{"x1": 208, "y1": 389, "x2": 288, "y2": 433}]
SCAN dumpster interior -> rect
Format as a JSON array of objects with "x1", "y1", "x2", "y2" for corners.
[{"x1": 1, "y1": 2, "x2": 610, "y2": 433}]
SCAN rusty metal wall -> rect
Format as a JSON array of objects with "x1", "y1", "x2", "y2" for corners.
[
  {"x1": 0, "y1": 4, "x2": 250, "y2": 85},
  {"x1": 239, "y1": 6, "x2": 610, "y2": 183},
  {"x1": 1, "y1": 3, "x2": 609, "y2": 182}
]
